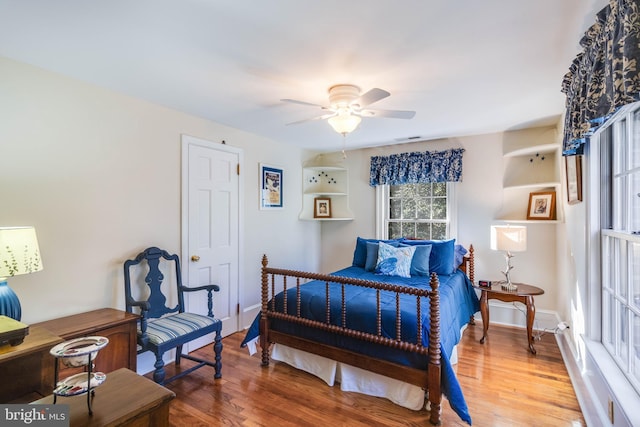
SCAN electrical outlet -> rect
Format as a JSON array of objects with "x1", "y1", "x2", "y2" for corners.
[
  {"x1": 557, "y1": 321, "x2": 569, "y2": 331},
  {"x1": 608, "y1": 398, "x2": 614, "y2": 424}
]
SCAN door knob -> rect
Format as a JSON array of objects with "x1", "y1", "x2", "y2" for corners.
[{"x1": 191, "y1": 255, "x2": 200, "y2": 262}]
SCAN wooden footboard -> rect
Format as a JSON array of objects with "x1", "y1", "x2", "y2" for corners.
[{"x1": 259, "y1": 256, "x2": 455, "y2": 426}]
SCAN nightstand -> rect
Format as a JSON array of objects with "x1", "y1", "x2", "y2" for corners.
[{"x1": 473, "y1": 282, "x2": 544, "y2": 354}]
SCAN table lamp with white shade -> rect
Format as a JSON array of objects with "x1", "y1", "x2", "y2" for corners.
[
  {"x1": 0, "y1": 226, "x2": 43, "y2": 321},
  {"x1": 490, "y1": 225, "x2": 527, "y2": 291}
]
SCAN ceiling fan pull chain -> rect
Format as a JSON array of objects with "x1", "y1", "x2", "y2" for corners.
[{"x1": 342, "y1": 134, "x2": 347, "y2": 159}]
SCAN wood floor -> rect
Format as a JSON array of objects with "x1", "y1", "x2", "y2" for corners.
[{"x1": 153, "y1": 323, "x2": 584, "y2": 426}]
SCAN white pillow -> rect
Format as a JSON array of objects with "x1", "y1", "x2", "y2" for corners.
[{"x1": 375, "y1": 242, "x2": 416, "y2": 278}]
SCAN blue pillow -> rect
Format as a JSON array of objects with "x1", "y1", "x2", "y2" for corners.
[
  {"x1": 375, "y1": 242, "x2": 416, "y2": 278},
  {"x1": 453, "y1": 244, "x2": 468, "y2": 271},
  {"x1": 409, "y1": 244, "x2": 432, "y2": 276},
  {"x1": 401, "y1": 238, "x2": 456, "y2": 275},
  {"x1": 352, "y1": 237, "x2": 402, "y2": 268},
  {"x1": 365, "y1": 242, "x2": 379, "y2": 271}
]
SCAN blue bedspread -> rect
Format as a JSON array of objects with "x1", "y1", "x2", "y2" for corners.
[{"x1": 242, "y1": 266, "x2": 479, "y2": 424}]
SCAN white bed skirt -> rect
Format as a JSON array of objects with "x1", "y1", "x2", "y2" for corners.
[
  {"x1": 271, "y1": 343, "x2": 458, "y2": 411},
  {"x1": 243, "y1": 323, "x2": 465, "y2": 410}
]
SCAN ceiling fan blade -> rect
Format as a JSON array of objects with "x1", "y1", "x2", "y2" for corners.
[
  {"x1": 286, "y1": 112, "x2": 336, "y2": 125},
  {"x1": 281, "y1": 98, "x2": 330, "y2": 109},
  {"x1": 354, "y1": 88, "x2": 390, "y2": 108},
  {"x1": 361, "y1": 109, "x2": 416, "y2": 119}
]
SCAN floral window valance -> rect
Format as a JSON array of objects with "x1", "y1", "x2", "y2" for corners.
[
  {"x1": 562, "y1": 0, "x2": 640, "y2": 155},
  {"x1": 369, "y1": 148, "x2": 464, "y2": 186}
]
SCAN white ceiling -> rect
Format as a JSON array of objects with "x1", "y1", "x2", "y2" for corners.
[{"x1": 0, "y1": 1, "x2": 606, "y2": 151}]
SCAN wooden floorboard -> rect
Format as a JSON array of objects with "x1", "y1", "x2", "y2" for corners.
[{"x1": 151, "y1": 323, "x2": 584, "y2": 426}]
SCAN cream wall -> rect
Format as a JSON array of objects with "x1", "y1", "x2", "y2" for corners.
[
  {"x1": 0, "y1": 54, "x2": 565, "y2": 335},
  {"x1": 319, "y1": 130, "x2": 561, "y2": 325},
  {"x1": 0, "y1": 56, "x2": 320, "y2": 326}
]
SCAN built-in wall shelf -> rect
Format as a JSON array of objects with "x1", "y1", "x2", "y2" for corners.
[
  {"x1": 303, "y1": 191, "x2": 348, "y2": 196},
  {"x1": 495, "y1": 219, "x2": 561, "y2": 224},
  {"x1": 303, "y1": 217, "x2": 355, "y2": 222},
  {"x1": 496, "y1": 126, "x2": 564, "y2": 223},
  {"x1": 503, "y1": 143, "x2": 560, "y2": 158},
  {"x1": 299, "y1": 155, "x2": 354, "y2": 221},
  {"x1": 503, "y1": 182, "x2": 561, "y2": 190}
]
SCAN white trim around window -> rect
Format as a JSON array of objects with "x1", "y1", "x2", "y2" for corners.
[{"x1": 375, "y1": 182, "x2": 457, "y2": 240}]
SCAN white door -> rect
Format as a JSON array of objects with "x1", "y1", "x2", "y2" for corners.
[{"x1": 181, "y1": 135, "x2": 242, "y2": 350}]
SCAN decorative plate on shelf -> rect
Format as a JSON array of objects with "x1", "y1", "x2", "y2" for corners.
[
  {"x1": 50, "y1": 336, "x2": 109, "y2": 367},
  {"x1": 53, "y1": 371, "x2": 107, "y2": 397}
]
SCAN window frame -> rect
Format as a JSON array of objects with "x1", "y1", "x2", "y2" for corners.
[
  {"x1": 587, "y1": 101, "x2": 640, "y2": 398},
  {"x1": 375, "y1": 182, "x2": 457, "y2": 240}
]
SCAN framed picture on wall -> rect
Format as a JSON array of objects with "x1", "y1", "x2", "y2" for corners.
[
  {"x1": 260, "y1": 163, "x2": 283, "y2": 210},
  {"x1": 314, "y1": 198, "x2": 331, "y2": 218},
  {"x1": 565, "y1": 155, "x2": 583, "y2": 204},
  {"x1": 527, "y1": 191, "x2": 556, "y2": 220}
]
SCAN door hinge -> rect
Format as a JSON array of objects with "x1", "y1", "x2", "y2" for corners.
[
  {"x1": 237, "y1": 164, "x2": 240, "y2": 175},
  {"x1": 236, "y1": 303, "x2": 240, "y2": 315}
]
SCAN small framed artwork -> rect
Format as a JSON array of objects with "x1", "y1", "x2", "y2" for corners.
[
  {"x1": 527, "y1": 191, "x2": 556, "y2": 220},
  {"x1": 314, "y1": 197, "x2": 331, "y2": 218},
  {"x1": 565, "y1": 155, "x2": 583, "y2": 204},
  {"x1": 260, "y1": 163, "x2": 283, "y2": 210}
]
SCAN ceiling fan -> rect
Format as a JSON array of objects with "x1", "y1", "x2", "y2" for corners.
[{"x1": 281, "y1": 84, "x2": 416, "y2": 135}]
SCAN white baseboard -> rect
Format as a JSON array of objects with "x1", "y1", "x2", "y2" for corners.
[
  {"x1": 556, "y1": 331, "x2": 608, "y2": 426},
  {"x1": 554, "y1": 328, "x2": 639, "y2": 427}
]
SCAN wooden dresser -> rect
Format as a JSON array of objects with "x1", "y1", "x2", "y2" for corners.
[
  {"x1": 0, "y1": 326, "x2": 63, "y2": 402},
  {"x1": 1, "y1": 308, "x2": 139, "y2": 403},
  {"x1": 34, "y1": 308, "x2": 139, "y2": 374}
]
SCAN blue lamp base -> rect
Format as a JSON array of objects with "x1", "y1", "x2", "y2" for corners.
[{"x1": 0, "y1": 278, "x2": 22, "y2": 321}]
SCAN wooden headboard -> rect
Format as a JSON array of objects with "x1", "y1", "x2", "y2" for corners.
[{"x1": 458, "y1": 245, "x2": 474, "y2": 283}]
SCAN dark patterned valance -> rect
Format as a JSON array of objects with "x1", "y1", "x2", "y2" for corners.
[
  {"x1": 562, "y1": 0, "x2": 640, "y2": 155},
  {"x1": 369, "y1": 148, "x2": 464, "y2": 186}
]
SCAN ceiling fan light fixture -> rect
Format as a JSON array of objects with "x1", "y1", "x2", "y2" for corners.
[
  {"x1": 328, "y1": 113, "x2": 361, "y2": 135},
  {"x1": 282, "y1": 84, "x2": 414, "y2": 136}
]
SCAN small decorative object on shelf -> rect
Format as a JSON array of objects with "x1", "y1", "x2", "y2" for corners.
[
  {"x1": 53, "y1": 371, "x2": 107, "y2": 397},
  {"x1": 51, "y1": 336, "x2": 109, "y2": 367},
  {"x1": 526, "y1": 191, "x2": 556, "y2": 220},
  {"x1": 50, "y1": 336, "x2": 109, "y2": 414},
  {"x1": 314, "y1": 197, "x2": 331, "y2": 218}
]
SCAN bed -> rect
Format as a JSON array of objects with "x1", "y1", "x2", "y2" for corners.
[{"x1": 242, "y1": 238, "x2": 480, "y2": 425}]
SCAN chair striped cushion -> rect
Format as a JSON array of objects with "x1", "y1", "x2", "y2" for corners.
[{"x1": 140, "y1": 312, "x2": 220, "y2": 346}]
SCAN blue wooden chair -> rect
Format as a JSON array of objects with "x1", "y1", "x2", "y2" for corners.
[{"x1": 123, "y1": 246, "x2": 222, "y2": 385}]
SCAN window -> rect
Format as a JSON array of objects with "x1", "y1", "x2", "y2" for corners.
[
  {"x1": 377, "y1": 182, "x2": 455, "y2": 240},
  {"x1": 594, "y1": 102, "x2": 640, "y2": 394}
]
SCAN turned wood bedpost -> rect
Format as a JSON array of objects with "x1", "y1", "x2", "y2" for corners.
[
  {"x1": 467, "y1": 244, "x2": 477, "y2": 326},
  {"x1": 428, "y1": 272, "x2": 442, "y2": 426},
  {"x1": 260, "y1": 255, "x2": 270, "y2": 366},
  {"x1": 468, "y1": 244, "x2": 475, "y2": 283}
]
